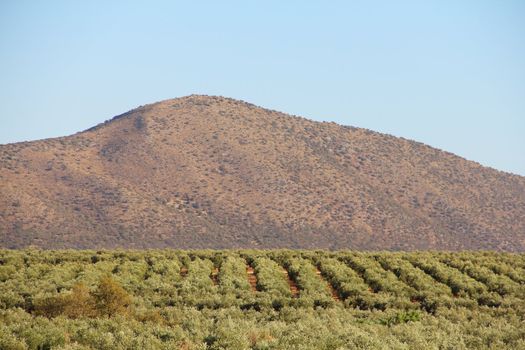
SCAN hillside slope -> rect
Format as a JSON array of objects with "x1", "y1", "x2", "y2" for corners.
[{"x1": 1, "y1": 95, "x2": 524, "y2": 250}]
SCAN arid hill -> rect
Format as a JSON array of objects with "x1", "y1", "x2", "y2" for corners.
[{"x1": 1, "y1": 95, "x2": 524, "y2": 251}]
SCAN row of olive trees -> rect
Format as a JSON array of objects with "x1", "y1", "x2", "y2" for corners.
[
  {"x1": 280, "y1": 256, "x2": 334, "y2": 308},
  {"x1": 339, "y1": 253, "x2": 415, "y2": 297},
  {"x1": 316, "y1": 256, "x2": 398, "y2": 310},
  {"x1": 404, "y1": 254, "x2": 506, "y2": 307},
  {"x1": 439, "y1": 253, "x2": 523, "y2": 297},
  {"x1": 1, "y1": 249, "x2": 524, "y2": 315}
]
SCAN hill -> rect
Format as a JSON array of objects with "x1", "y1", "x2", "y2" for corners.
[{"x1": 1, "y1": 95, "x2": 524, "y2": 250}]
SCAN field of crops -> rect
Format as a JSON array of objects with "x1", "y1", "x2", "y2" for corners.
[{"x1": 1, "y1": 249, "x2": 524, "y2": 349}]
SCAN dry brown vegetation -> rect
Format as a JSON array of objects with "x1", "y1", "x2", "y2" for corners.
[
  {"x1": 34, "y1": 276, "x2": 132, "y2": 319},
  {"x1": 0, "y1": 95, "x2": 524, "y2": 250}
]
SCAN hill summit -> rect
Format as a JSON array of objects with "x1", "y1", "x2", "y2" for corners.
[{"x1": 1, "y1": 95, "x2": 524, "y2": 250}]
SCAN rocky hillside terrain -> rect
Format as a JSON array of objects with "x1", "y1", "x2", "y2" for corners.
[{"x1": 1, "y1": 95, "x2": 524, "y2": 250}]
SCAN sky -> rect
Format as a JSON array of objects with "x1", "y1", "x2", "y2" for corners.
[{"x1": 1, "y1": 1, "x2": 524, "y2": 175}]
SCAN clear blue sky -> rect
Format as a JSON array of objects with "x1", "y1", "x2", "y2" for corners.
[{"x1": 1, "y1": 1, "x2": 524, "y2": 175}]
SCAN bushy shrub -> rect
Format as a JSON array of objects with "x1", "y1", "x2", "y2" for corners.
[
  {"x1": 92, "y1": 276, "x2": 132, "y2": 317},
  {"x1": 34, "y1": 276, "x2": 131, "y2": 319}
]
